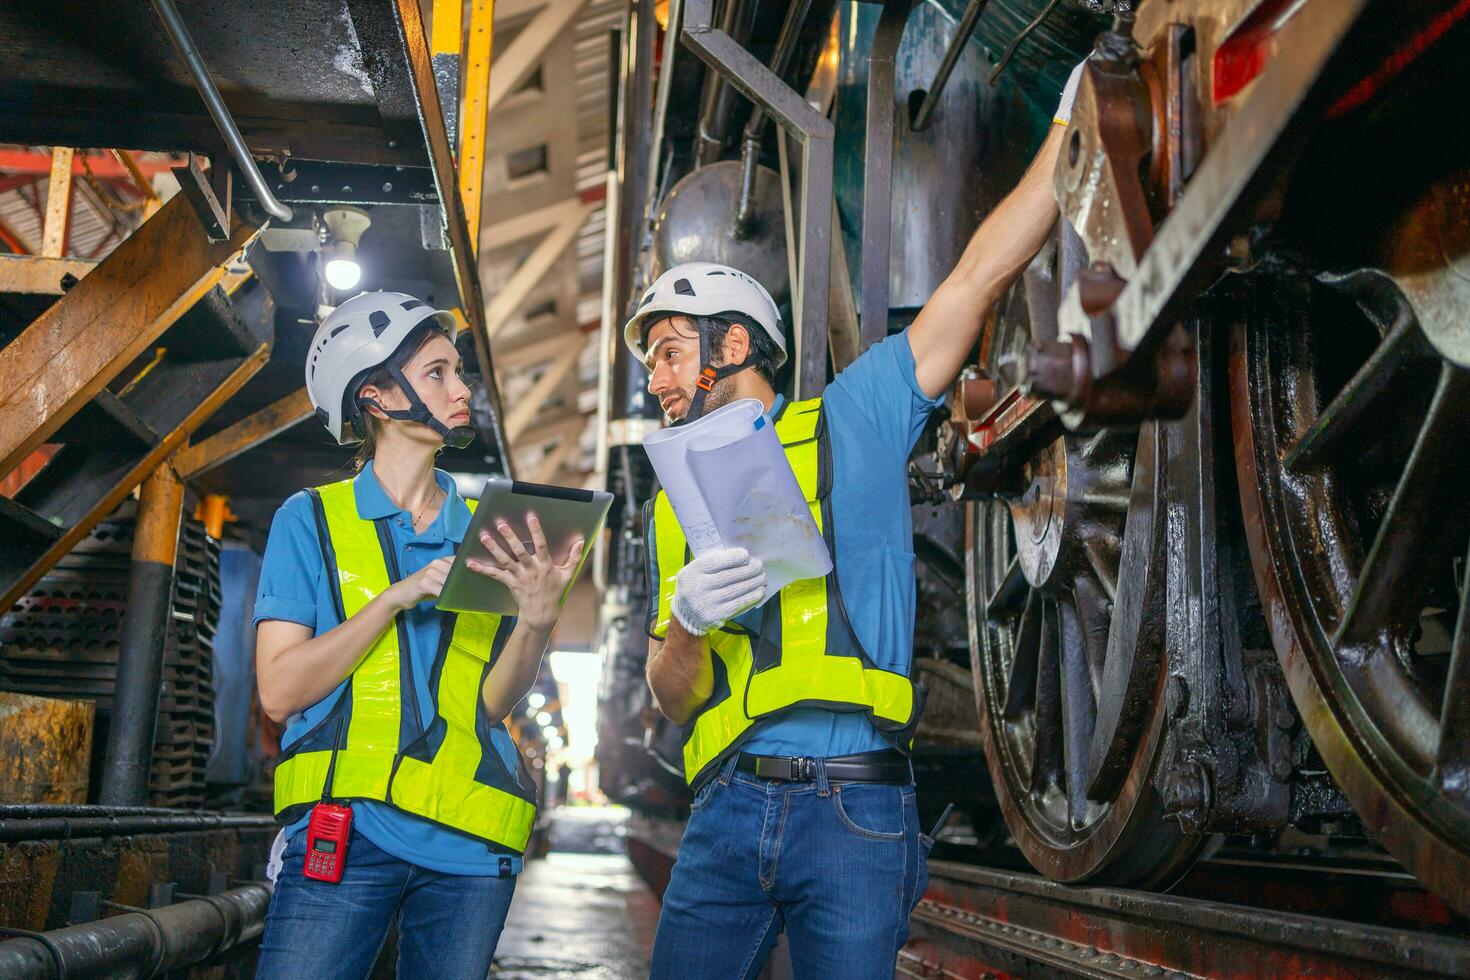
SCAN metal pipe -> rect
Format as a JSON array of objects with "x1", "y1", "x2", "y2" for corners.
[
  {"x1": 0, "y1": 812, "x2": 276, "y2": 844},
  {"x1": 732, "y1": 0, "x2": 811, "y2": 237},
  {"x1": 988, "y1": 0, "x2": 1065, "y2": 86},
  {"x1": 0, "y1": 883, "x2": 271, "y2": 979},
  {"x1": 911, "y1": 0, "x2": 992, "y2": 131},
  {"x1": 695, "y1": 0, "x2": 757, "y2": 166},
  {"x1": 98, "y1": 465, "x2": 184, "y2": 807},
  {"x1": 683, "y1": 0, "x2": 832, "y2": 396},
  {"x1": 149, "y1": 0, "x2": 293, "y2": 223}
]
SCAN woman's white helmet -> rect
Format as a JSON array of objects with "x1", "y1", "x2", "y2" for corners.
[
  {"x1": 305, "y1": 291, "x2": 458, "y2": 444},
  {"x1": 623, "y1": 262, "x2": 786, "y2": 366}
]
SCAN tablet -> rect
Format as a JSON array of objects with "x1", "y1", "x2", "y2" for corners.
[{"x1": 436, "y1": 477, "x2": 613, "y2": 616}]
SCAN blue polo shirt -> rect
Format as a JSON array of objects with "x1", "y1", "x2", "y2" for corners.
[
  {"x1": 733, "y1": 330, "x2": 943, "y2": 759},
  {"x1": 254, "y1": 460, "x2": 525, "y2": 876}
]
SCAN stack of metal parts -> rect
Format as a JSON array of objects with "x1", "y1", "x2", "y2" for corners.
[{"x1": 0, "y1": 501, "x2": 220, "y2": 808}]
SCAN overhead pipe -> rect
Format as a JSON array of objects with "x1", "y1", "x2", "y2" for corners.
[
  {"x1": 732, "y1": 0, "x2": 812, "y2": 238},
  {"x1": 910, "y1": 0, "x2": 992, "y2": 131},
  {"x1": 0, "y1": 884, "x2": 271, "y2": 979},
  {"x1": 149, "y1": 0, "x2": 294, "y2": 223},
  {"x1": 694, "y1": 0, "x2": 759, "y2": 167}
]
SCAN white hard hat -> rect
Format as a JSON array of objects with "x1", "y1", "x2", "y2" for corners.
[
  {"x1": 623, "y1": 262, "x2": 786, "y2": 367},
  {"x1": 305, "y1": 291, "x2": 458, "y2": 444}
]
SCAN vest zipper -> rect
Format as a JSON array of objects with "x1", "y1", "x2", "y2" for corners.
[{"x1": 376, "y1": 520, "x2": 426, "y2": 738}]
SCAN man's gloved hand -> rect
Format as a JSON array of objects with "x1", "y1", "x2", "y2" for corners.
[
  {"x1": 1054, "y1": 59, "x2": 1088, "y2": 126},
  {"x1": 670, "y1": 547, "x2": 767, "y2": 636}
]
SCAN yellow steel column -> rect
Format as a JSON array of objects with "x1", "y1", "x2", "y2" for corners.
[{"x1": 459, "y1": 0, "x2": 495, "y2": 252}]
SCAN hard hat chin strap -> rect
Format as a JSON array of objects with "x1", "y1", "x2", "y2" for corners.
[
  {"x1": 679, "y1": 359, "x2": 751, "y2": 424},
  {"x1": 358, "y1": 361, "x2": 476, "y2": 449}
]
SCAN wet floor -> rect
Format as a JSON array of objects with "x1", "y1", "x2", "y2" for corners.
[{"x1": 491, "y1": 806, "x2": 659, "y2": 979}]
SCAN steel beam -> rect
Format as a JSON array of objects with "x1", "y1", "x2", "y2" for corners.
[
  {"x1": 0, "y1": 194, "x2": 258, "y2": 480},
  {"x1": 485, "y1": 0, "x2": 591, "y2": 116},
  {"x1": 682, "y1": 0, "x2": 832, "y2": 397},
  {"x1": 859, "y1": 0, "x2": 913, "y2": 354},
  {"x1": 0, "y1": 256, "x2": 97, "y2": 295},
  {"x1": 458, "y1": 0, "x2": 496, "y2": 248},
  {"x1": 505, "y1": 335, "x2": 590, "y2": 440},
  {"x1": 98, "y1": 464, "x2": 184, "y2": 807},
  {"x1": 174, "y1": 387, "x2": 314, "y2": 478},
  {"x1": 483, "y1": 199, "x2": 595, "y2": 339},
  {"x1": 0, "y1": 340, "x2": 271, "y2": 612},
  {"x1": 431, "y1": 0, "x2": 465, "y2": 148},
  {"x1": 391, "y1": 0, "x2": 512, "y2": 472}
]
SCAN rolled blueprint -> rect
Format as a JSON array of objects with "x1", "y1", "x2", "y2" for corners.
[{"x1": 643, "y1": 399, "x2": 831, "y2": 599}]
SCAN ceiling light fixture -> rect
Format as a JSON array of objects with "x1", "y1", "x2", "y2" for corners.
[{"x1": 321, "y1": 206, "x2": 371, "y2": 292}]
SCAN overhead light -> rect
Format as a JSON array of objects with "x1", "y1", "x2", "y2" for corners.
[
  {"x1": 535, "y1": 711, "x2": 553, "y2": 726},
  {"x1": 321, "y1": 206, "x2": 371, "y2": 292},
  {"x1": 527, "y1": 692, "x2": 546, "y2": 710}
]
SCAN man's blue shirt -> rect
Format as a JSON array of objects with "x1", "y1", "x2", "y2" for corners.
[
  {"x1": 737, "y1": 330, "x2": 942, "y2": 759},
  {"x1": 254, "y1": 460, "x2": 524, "y2": 876}
]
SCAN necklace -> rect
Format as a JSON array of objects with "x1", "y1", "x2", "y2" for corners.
[{"x1": 410, "y1": 486, "x2": 441, "y2": 530}]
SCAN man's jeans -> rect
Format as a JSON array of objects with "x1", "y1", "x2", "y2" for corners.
[
  {"x1": 256, "y1": 830, "x2": 516, "y2": 979},
  {"x1": 650, "y1": 756, "x2": 933, "y2": 979}
]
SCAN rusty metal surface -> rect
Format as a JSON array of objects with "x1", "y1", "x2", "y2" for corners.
[
  {"x1": 0, "y1": 693, "x2": 93, "y2": 805},
  {"x1": 1229, "y1": 267, "x2": 1470, "y2": 916},
  {"x1": 906, "y1": 860, "x2": 1470, "y2": 979}
]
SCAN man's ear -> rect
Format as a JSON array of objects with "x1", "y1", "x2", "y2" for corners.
[{"x1": 724, "y1": 323, "x2": 751, "y2": 365}]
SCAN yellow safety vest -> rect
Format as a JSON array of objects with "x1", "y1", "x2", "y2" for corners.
[
  {"x1": 645, "y1": 397, "x2": 918, "y2": 788},
  {"x1": 273, "y1": 478, "x2": 537, "y2": 853}
]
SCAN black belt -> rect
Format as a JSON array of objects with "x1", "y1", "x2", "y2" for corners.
[{"x1": 735, "y1": 749, "x2": 911, "y2": 784}]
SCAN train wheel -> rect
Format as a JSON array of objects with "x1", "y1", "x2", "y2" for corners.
[
  {"x1": 1230, "y1": 269, "x2": 1470, "y2": 915},
  {"x1": 966, "y1": 240, "x2": 1204, "y2": 887}
]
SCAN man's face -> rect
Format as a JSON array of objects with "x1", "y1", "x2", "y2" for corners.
[{"x1": 644, "y1": 316, "x2": 742, "y2": 421}]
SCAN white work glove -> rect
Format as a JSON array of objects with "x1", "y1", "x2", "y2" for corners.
[
  {"x1": 1054, "y1": 59, "x2": 1087, "y2": 126},
  {"x1": 265, "y1": 829, "x2": 287, "y2": 883},
  {"x1": 670, "y1": 547, "x2": 767, "y2": 636}
]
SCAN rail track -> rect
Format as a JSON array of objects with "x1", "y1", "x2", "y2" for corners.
[{"x1": 901, "y1": 858, "x2": 1470, "y2": 979}]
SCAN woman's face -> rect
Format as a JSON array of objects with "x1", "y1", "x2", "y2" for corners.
[{"x1": 363, "y1": 332, "x2": 472, "y2": 445}]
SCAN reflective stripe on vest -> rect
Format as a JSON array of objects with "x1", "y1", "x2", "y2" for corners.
[
  {"x1": 647, "y1": 397, "x2": 917, "y2": 787},
  {"x1": 272, "y1": 478, "x2": 537, "y2": 852}
]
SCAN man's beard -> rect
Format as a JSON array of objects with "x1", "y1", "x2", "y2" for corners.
[{"x1": 669, "y1": 372, "x2": 738, "y2": 421}]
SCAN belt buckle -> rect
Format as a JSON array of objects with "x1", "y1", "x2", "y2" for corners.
[{"x1": 793, "y1": 756, "x2": 815, "y2": 781}]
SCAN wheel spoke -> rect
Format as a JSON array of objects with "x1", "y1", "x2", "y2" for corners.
[
  {"x1": 1285, "y1": 308, "x2": 1431, "y2": 472},
  {"x1": 1003, "y1": 591, "x2": 1041, "y2": 720},
  {"x1": 1029, "y1": 599, "x2": 1064, "y2": 793},
  {"x1": 1435, "y1": 540, "x2": 1470, "y2": 807},
  {"x1": 1083, "y1": 531, "x2": 1121, "y2": 604},
  {"x1": 1058, "y1": 594, "x2": 1099, "y2": 827},
  {"x1": 1337, "y1": 365, "x2": 1470, "y2": 650},
  {"x1": 986, "y1": 552, "x2": 1028, "y2": 622},
  {"x1": 1072, "y1": 573, "x2": 1110, "y2": 701}
]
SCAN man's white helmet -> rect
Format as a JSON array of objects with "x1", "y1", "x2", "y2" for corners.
[
  {"x1": 305, "y1": 291, "x2": 458, "y2": 444},
  {"x1": 623, "y1": 262, "x2": 786, "y2": 366}
]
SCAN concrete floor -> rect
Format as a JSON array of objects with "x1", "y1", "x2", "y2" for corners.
[{"x1": 491, "y1": 807, "x2": 660, "y2": 978}]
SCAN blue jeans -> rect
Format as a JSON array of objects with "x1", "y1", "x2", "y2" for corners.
[
  {"x1": 650, "y1": 757, "x2": 933, "y2": 980},
  {"x1": 255, "y1": 829, "x2": 516, "y2": 979}
]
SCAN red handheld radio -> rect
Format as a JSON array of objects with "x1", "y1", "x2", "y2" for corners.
[{"x1": 304, "y1": 802, "x2": 353, "y2": 882}]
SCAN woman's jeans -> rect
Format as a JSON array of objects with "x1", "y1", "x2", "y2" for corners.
[
  {"x1": 650, "y1": 757, "x2": 933, "y2": 980},
  {"x1": 256, "y1": 830, "x2": 516, "y2": 979}
]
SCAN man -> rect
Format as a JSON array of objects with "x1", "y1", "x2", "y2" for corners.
[{"x1": 625, "y1": 66, "x2": 1084, "y2": 979}]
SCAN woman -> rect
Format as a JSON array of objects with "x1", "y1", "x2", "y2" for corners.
[{"x1": 253, "y1": 291, "x2": 583, "y2": 978}]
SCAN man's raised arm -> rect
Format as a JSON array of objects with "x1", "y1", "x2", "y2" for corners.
[{"x1": 908, "y1": 62, "x2": 1085, "y2": 399}]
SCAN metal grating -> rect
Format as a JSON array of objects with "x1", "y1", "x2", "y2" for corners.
[{"x1": 0, "y1": 502, "x2": 221, "y2": 808}]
